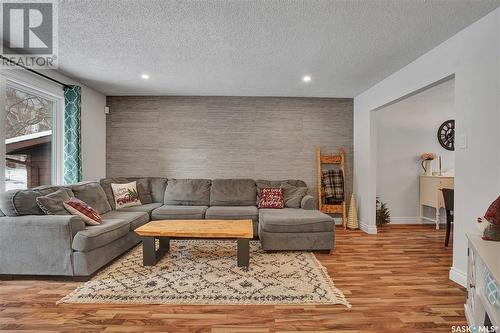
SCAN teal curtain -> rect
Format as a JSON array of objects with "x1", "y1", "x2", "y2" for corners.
[{"x1": 63, "y1": 85, "x2": 82, "y2": 184}]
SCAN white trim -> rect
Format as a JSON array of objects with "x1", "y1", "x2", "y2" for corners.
[
  {"x1": 0, "y1": 69, "x2": 63, "y2": 99},
  {"x1": 449, "y1": 266, "x2": 467, "y2": 287},
  {"x1": 464, "y1": 304, "x2": 473, "y2": 326},
  {"x1": 360, "y1": 220, "x2": 377, "y2": 234},
  {"x1": 0, "y1": 76, "x2": 5, "y2": 193},
  {"x1": 390, "y1": 217, "x2": 421, "y2": 224},
  {"x1": 390, "y1": 216, "x2": 445, "y2": 225},
  {"x1": 1, "y1": 71, "x2": 65, "y2": 187},
  {"x1": 53, "y1": 94, "x2": 64, "y2": 185},
  {"x1": 5, "y1": 130, "x2": 52, "y2": 144}
]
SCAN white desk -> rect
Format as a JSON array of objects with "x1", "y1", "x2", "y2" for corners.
[{"x1": 419, "y1": 175, "x2": 454, "y2": 229}]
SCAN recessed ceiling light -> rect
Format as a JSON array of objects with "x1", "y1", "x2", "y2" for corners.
[
  {"x1": 141, "y1": 74, "x2": 149, "y2": 79},
  {"x1": 302, "y1": 75, "x2": 312, "y2": 83}
]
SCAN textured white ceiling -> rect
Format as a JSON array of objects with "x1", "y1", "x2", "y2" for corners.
[{"x1": 55, "y1": 0, "x2": 500, "y2": 97}]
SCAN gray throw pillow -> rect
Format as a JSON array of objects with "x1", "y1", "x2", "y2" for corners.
[
  {"x1": 129, "y1": 178, "x2": 153, "y2": 204},
  {"x1": 36, "y1": 188, "x2": 74, "y2": 215},
  {"x1": 280, "y1": 183, "x2": 308, "y2": 208}
]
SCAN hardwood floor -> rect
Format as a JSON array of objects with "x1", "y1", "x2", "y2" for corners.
[{"x1": 0, "y1": 225, "x2": 466, "y2": 332}]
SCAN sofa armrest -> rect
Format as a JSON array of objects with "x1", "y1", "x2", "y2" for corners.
[
  {"x1": 301, "y1": 195, "x2": 317, "y2": 210},
  {"x1": 0, "y1": 215, "x2": 86, "y2": 276}
]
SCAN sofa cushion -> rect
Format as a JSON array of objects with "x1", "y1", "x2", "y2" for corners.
[
  {"x1": 205, "y1": 206, "x2": 258, "y2": 221},
  {"x1": 127, "y1": 177, "x2": 154, "y2": 204},
  {"x1": 117, "y1": 202, "x2": 162, "y2": 219},
  {"x1": 259, "y1": 208, "x2": 334, "y2": 233},
  {"x1": 164, "y1": 179, "x2": 211, "y2": 206},
  {"x1": 36, "y1": 188, "x2": 74, "y2": 215},
  {"x1": 152, "y1": 205, "x2": 208, "y2": 220},
  {"x1": 0, "y1": 186, "x2": 62, "y2": 216},
  {"x1": 103, "y1": 210, "x2": 150, "y2": 231},
  {"x1": 150, "y1": 177, "x2": 168, "y2": 203},
  {"x1": 71, "y1": 182, "x2": 111, "y2": 214},
  {"x1": 72, "y1": 211, "x2": 148, "y2": 252},
  {"x1": 210, "y1": 179, "x2": 257, "y2": 206}
]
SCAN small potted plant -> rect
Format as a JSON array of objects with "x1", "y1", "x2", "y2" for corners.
[
  {"x1": 420, "y1": 153, "x2": 437, "y2": 176},
  {"x1": 376, "y1": 198, "x2": 391, "y2": 227}
]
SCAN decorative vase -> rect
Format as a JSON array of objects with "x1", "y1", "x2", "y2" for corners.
[
  {"x1": 421, "y1": 159, "x2": 433, "y2": 176},
  {"x1": 347, "y1": 193, "x2": 359, "y2": 230}
]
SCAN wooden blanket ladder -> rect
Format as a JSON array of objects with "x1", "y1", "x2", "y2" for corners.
[{"x1": 316, "y1": 147, "x2": 347, "y2": 229}]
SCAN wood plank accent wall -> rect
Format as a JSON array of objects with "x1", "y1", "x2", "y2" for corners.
[{"x1": 106, "y1": 96, "x2": 353, "y2": 200}]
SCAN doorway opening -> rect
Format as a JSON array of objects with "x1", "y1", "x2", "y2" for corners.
[{"x1": 373, "y1": 78, "x2": 455, "y2": 245}]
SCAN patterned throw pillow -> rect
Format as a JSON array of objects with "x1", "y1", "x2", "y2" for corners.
[
  {"x1": 484, "y1": 195, "x2": 500, "y2": 225},
  {"x1": 63, "y1": 198, "x2": 102, "y2": 226},
  {"x1": 111, "y1": 181, "x2": 142, "y2": 209},
  {"x1": 258, "y1": 188, "x2": 284, "y2": 209}
]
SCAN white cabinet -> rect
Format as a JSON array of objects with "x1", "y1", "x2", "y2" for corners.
[
  {"x1": 419, "y1": 175, "x2": 454, "y2": 229},
  {"x1": 466, "y1": 234, "x2": 500, "y2": 328}
]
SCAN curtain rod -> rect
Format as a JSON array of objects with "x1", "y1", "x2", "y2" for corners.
[{"x1": 0, "y1": 55, "x2": 72, "y2": 89}]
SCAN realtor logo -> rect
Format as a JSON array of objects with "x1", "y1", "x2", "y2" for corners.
[{"x1": 0, "y1": 0, "x2": 58, "y2": 68}]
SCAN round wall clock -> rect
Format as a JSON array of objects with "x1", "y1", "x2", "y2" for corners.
[{"x1": 437, "y1": 119, "x2": 455, "y2": 151}]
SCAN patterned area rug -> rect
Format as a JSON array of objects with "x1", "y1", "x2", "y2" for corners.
[{"x1": 58, "y1": 240, "x2": 350, "y2": 307}]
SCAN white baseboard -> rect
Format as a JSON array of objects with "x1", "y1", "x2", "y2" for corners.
[
  {"x1": 359, "y1": 220, "x2": 377, "y2": 234},
  {"x1": 449, "y1": 266, "x2": 467, "y2": 287},
  {"x1": 390, "y1": 217, "x2": 421, "y2": 224},
  {"x1": 389, "y1": 216, "x2": 445, "y2": 225},
  {"x1": 464, "y1": 304, "x2": 473, "y2": 326}
]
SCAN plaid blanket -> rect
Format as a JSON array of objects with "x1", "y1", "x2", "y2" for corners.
[{"x1": 321, "y1": 169, "x2": 344, "y2": 204}]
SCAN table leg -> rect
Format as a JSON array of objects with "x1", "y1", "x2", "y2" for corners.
[
  {"x1": 142, "y1": 237, "x2": 170, "y2": 266},
  {"x1": 237, "y1": 239, "x2": 250, "y2": 268},
  {"x1": 419, "y1": 204, "x2": 424, "y2": 224}
]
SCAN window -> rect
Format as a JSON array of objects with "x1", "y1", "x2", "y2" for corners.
[{"x1": 1, "y1": 75, "x2": 63, "y2": 192}]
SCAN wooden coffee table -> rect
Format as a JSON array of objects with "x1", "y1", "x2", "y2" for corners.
[{"x1": 134, "y1": 219, "x2": 253, "y2": 268}]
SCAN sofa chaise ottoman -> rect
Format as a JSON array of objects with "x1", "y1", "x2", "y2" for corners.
[{"x1": 258, "y1": 208, "x2": 335, "y2": 251}]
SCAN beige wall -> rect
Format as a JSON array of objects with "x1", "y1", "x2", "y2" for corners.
[{"x1": 106, "y1": 96, "x2": 353, "y2": 200}]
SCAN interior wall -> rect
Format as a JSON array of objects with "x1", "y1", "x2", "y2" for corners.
[
  {"x1": 374, "y1": 79, "x2": 455, "y2": 223},
  {"x1": 106, "y1": 96, "x2": 353, "y2": 200},
  {"x1": 0, "y1": 69, "x2": 107, "y2": 183},
  {"x1": 44, "y1": 71, "x2": 107, "y2": 181},
  {"x1": 354, "y1": 8, "x2": 500, "y2": 286}
]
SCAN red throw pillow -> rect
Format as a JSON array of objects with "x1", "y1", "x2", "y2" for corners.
[
  {"x1": 258, "y1": 188, "x2": 284, "y2": 209},
  {"x1": 483, "y1": 195, "x2": 500, "y2": 225},
  {"x1": 63, "y1": 198, "x2": 102, "y2": 226}
]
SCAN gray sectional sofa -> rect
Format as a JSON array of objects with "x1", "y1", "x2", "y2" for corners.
[{"x1": 0, "y1": 178, "x2": 335, "y2": 278}]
